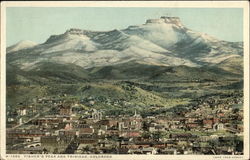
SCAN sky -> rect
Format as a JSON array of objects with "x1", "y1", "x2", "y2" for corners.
[{"x1": 6, "y1": 7, "x2": 243, "y2": 46}]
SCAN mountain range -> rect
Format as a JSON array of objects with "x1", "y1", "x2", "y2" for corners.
[{"x1": 6, "y1": 16, "x2": 243, "y2": 84}]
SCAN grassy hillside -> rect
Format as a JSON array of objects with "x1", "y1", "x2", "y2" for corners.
[
  {"x1": 6, "y1": 61, "x2": 243, "y2": 116},
  {"x1": 216, "y1": 56, "x2": 243, "y2": 75},
  {"x1": 7, "y1": 61, "x2": 242, "y2": 85}
]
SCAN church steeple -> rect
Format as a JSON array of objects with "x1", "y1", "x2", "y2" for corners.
[
  {"x1": 133, "y1": 109, "x2": 141, "y2": 119},
  {"x1": 134, "y1": 110, "x2": 137, "y2": 117}
]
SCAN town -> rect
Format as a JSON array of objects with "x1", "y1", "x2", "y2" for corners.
[
  {"x1": 6, "y1": 91, "x2": 243, "y2": 155},
  {"x1": 5, "y1": 7, "x2": 245, "y2": 157}
]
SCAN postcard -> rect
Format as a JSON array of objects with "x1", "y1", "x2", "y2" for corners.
[{"x1": 0, "y1": 1, "x2": 249, "y2": 160}]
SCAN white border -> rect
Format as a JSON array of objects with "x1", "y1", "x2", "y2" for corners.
[
  {"x1": 0, "y1": 2, "x2": 7, "y2": 160},
  {"x1": 0, "y1": 1, "x2": 249, "y2": 160},
  {"x1": 243, "y1": 2, "x2": 250, "y2": 160}
]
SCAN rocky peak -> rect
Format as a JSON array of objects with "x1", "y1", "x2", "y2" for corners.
[
  {"x1": 146, "y1": 18, "x2": 165, "y2": 24},
  {"x1": 44, "y1": 28, "x2": 87, "y2": 44},
  {"x1": 146, "y1": 16, "x2": 184, "y2": 28},
  {"x1": 65, "y1": 28, "x2": 85, "y2": 35}
]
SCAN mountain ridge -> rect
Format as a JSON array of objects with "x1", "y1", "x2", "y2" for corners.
[
  {"x1": 6, "y1": 16, "x2": 243, "y2": 79},
  {"x1": 7, "y1": 40, "x2": 38, "y2": 53}
]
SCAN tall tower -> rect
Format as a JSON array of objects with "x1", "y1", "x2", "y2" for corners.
[{"x1": 133, "y1": 109, "x2": 142, "y2": 119}]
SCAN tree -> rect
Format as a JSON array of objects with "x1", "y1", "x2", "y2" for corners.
[
  {"x1": 53, "y1": 148, "x2": 59, "y2": 154},
  {"x1": 142, "y1": 131, "x2": 151, "y2": 139}
]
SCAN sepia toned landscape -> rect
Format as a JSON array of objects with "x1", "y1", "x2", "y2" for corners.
[{"x1": 6, "y1": 15, "x2": 243, "y2": 155}]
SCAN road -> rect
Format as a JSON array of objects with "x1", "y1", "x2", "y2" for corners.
[{"x1": 7, "y1": 107, "x2": 51, "y2": 131}]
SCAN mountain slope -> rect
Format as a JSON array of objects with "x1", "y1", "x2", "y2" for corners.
[
  {"x1": 6, "y1": 16, "x2": 243, "y2": 83},
  {"x1": 7, "y1": 40, "x2": 37, "y2": 53},
  {"x1": 123, "y1": 17, "x2": 243, "y2": 64}
]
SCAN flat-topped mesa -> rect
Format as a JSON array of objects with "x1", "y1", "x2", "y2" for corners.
[
  {"x1": 44, "y1": 28, "x2": 85, "y2": 44},
  {"x1": 161, "y1": 16, "x2": 181, "y2": 24},
  {"x1": 65, "y1": 28, "x2": 85, "y2": 35},
  {"x1": 146, "y1": 18, "x2": 165, "y2": 24},
  {"x1": 146, "y1": 16, "x2": 184, "y2": 28}
]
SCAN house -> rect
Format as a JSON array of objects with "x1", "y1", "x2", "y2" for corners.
[
  {"x1": 132, "y1": 141, "x2": 152, "y2": 149},
  {"x1": 117, "y1": 148, "x2": 129, "y2": 154},
  {"x1": 18, "y1": 107, "x2": 27, "y2": 116},
  {"x1": 216, "y1": 110, "x2": 225, "y2": 117},
  {"x1": 149, "y1": 123, "x2": 165, "y2": 132},
  {"x1": 155, "y1": 125, "x2": 165, "y2": 131},
  {"x1": 92, "y1": 109, "x2": 102, "y2": 121},
  {"x1": 79, "y1": 127, "x2": 94, "y2": 136},
  {"x1": 58, "y1": 129, "x2": 78, "y2": 137},
  {"x1": 64, "y1": 123, "x2": 73, "y2": 130},
  {"x1": 117, "y1": 117, "x2": 142, "y2": 131},
  {"x1": 186, "y1": 117, "x2": 199, "y2": 123},
  {"x1": 98, "y1": 125, "x2": 107, "y2": 136},
  {"x1": 19, "y1": 118, "x2": 23, "y2": 125},
  {"x1": 78, "y1": 138, "x2": 98, "y2": 145},
  {"x1": 98, "y1": 139, "x2": 114, "y2": 148},
  {"x1": 203, "y1": 119, "x2": 213, "y2": 129},
  {"x1": 118, "y1": 111, "x2": 143, "y2": 131},
  {"x1": 98, "y1": 119, "x2": 118, "y2": 128},
  {"x1": 142, "y1": 147, "x2": 158, "y2": 154},
  {"x1": 128, "y1": 147, "x2": 158, "y2": 154},
  {"x1": 118, "y1": 122, "x2": 125, "y2": 131},
  {"x1": 36, "y1": 117, "x2": 62, "y2": 126},
  {"x1": 213, "y1": 123, "x2": 224, "y2": 131},
  {"x1": 128, "y1": 119, "x2": 142, "y2": 130},
  {"x1": 8, "y1": 129, "x2": 45, "y2": 139}
]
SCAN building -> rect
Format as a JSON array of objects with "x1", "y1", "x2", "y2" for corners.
[
  {"x1": 92, "y1": 109, "x2": 102, "y2": 121},
  {"x1": 18, "y1": 107, "x2": 27, "y2": 116},
  {"x1": 213, "y1": 123, "x2": 224, "y2": 131}
]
